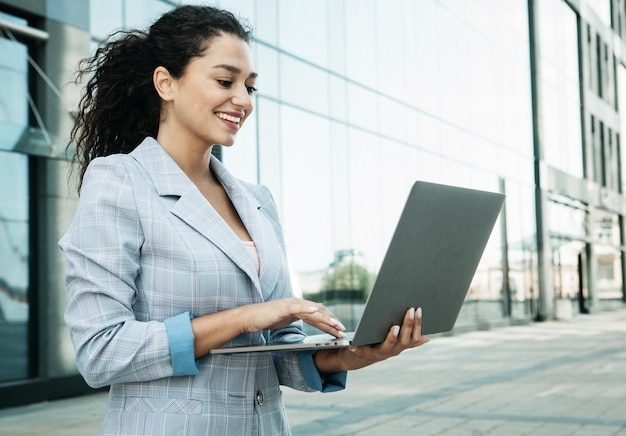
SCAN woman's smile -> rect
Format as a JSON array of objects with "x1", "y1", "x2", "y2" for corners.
[{"x1": 216, "y1": 111, "x2": 244, "y2": 130}]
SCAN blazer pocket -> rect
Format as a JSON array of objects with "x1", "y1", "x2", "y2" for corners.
[{"x1": 124, "y1": 396, "x2": 203, "y2": 415}]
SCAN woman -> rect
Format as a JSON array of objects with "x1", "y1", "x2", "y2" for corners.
[{"x1": 60, "y1": 5, "x2": 428, "y2": 435}]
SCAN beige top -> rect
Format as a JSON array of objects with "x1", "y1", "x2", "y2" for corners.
[{"x1": 242, "y1": 241, "x2": 260, "y2": 275}]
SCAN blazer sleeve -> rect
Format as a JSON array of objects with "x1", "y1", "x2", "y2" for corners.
[{"x1": 59, "y1": 157, "x2": 197, "y2": 388}]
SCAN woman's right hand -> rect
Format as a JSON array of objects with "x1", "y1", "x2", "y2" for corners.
[
  {"x1": 241, "y1": 298, "x2": 346, "y2": 338},
  {"x1": 192, "y1": 298, "x2": 345, "y2": 358}
]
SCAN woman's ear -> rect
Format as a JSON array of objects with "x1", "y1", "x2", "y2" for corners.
[{"x1": 153, "y1": 66, "x2": 175, "y2": 101}]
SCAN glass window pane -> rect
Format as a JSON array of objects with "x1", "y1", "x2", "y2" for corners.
[
  {"x1": 0, "y1": 36, "x2": 28, "y2": 152},
  {"x1": 278, "y1": 0, "x2": 328, "y2": 68},
  {"x1": 0, "y1": 151, "x2": 29, "y2": 382},
  {"x1": 505, "y1": 181, "x2": 537, "y2": 318},
  {"x1": 592, "y1": 210, "x2": 621, "y2": 246},
  {"x1": 596, "y1": 247, "x2": 622, "y2": 300},
  {"x1": 279, "y1": 106, "x2": 333, "y2": 276},
  {"x1": 280, "y1": 55, "x2": 329, "y2": 116},
  {"x1": 89, "y1": 0, "x2": 123, "y2": 39},
  {"x1": 551, "y1": 239, "x2": 585, "y2": 299},
  {"x1": 538, "y1": 0, "x2": 583, "y2": 177},
  {"x1": 592, "y1": 210, "x2": 623, "y2": 300},
  {"x1": 345, "y1": 0, "x2": 377, "y2": 88},
  {"x1": 254, "y1": 44, "x2": 279, "y2": 100},
  {"x1": 253, "y1": 0, "x2": 278, "y2": 44},
  {"x1": 221, "y1": 98, "x2": 258, "y2": 184},
  {"x1": 547, "y1": 200, "x2": 587, "y2": 238},
  {"x1": 618, "y1": 66, "x2": 626, "y2": 192},
  {"x1": 123, "y1": 0, "x2": 172, "y2": 29},
  {"x1": 346, "y1": 84, "x2": 378, "y2": 132},
  {"x1": 256, "y1": 98, "x2": 282, "y2": 203},
  {"x1": 218, "y1": 0, "x2": 255, "y2": 26},
  {"x1": 587, "y1": 0, "x2": 612, "y2": 28}
]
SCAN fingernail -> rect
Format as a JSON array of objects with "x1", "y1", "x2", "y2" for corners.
[
  {"x1": 393, "y1": 325, "x2": 400, "y2": 337},
  {"x1": 331, "y1": 318, "x2": 346, "y2": 330},
  {"x1": 417, "y1": 307, "x2": 422, "y2": 319},
  {"x1": 409, "y1": 307, "x2": 415, "y2": 320},
  {"x1": 349, "y1": 346, "x2": 357, "y2": 352}
]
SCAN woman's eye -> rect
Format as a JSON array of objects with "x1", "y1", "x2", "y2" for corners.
[
  {"x1": 218, "y1": 80, "x2": 232, "y2": 88},
  {"x1": 247, "y1": 86, "x2": 258, "y2": 95}
]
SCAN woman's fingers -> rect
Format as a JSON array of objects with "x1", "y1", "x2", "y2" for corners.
[
  {"x1": 299, "y1": 308, "x2": 346, "y2": 337},
  {"x1": 396, "y1": 307, "x2": 424, "y2": 345},
  {"x1": 244, "y1": 298, "x2": 346, "y2": 336},
  {"x1": 337, "y1": 308, "x2": 430, "y2": 370},
  {"x1": 277, "y1": 298, "x2": 346, "y2": 338},
  {"x1": 412, "y1": 307, "x2": 423, "y2": 342},
  {"x1": 371, "y1": 307, "x2": 426, "y2": 354}
]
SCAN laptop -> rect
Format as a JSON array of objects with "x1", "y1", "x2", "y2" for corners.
[{"x1": 209, "y1": 180, "x2": 505, "y2": 354}]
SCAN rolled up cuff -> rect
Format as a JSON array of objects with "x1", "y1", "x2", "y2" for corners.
[
  {"x1": 164, "y1": 311, "x2": 199, "y2": 376},
  {"x1": 298, "y1": 350, "x2": 347, "y2": 392}
]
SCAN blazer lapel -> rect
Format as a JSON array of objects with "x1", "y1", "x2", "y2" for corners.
[
  {"x1": 130, "y1": 138, "x2": 262, "y2": 293},
  {"x1": 210, "y1": 157, "x2": 280, "y2": 300}
]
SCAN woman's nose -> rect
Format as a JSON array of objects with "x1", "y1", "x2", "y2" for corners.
[{"x1": 232, "y1": 84, "x2": 253, "y2": 110}]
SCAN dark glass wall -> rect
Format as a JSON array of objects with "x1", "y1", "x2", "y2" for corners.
[{"x1": 0, "y1": 19, "x2": 29, "y2": 382}]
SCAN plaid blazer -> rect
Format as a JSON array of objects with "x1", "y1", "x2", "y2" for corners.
[{"x1": 60, "y1": 137, "x2": 322, "y2": 435}]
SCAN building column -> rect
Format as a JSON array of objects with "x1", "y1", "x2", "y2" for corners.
[{"x1": 528, "y1": 0, "x2": 554, "y2": 320}]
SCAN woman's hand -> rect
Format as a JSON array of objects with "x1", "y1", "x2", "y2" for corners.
[
  {"x1": 192, "y1": 298, "x2": 345, "y2": 358},
  {"x1": 314, "y1": 307, "x2": 429, "y2": 373},
  {"x1": 242, "y1": 297, "x2": 346, "y2": 338}
]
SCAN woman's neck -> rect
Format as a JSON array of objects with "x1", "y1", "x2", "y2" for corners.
[{"x1": 156, "y1": 131, "x2": 214, "y2": 185}]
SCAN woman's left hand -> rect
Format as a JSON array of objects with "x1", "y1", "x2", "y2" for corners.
[{"x1": 314, "y1": 307, "x2": 429, "y2": 373}]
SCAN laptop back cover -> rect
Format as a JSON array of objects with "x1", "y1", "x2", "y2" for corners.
[{"x1": 351, "y1": 181, "x2": 505, "y2": 346}]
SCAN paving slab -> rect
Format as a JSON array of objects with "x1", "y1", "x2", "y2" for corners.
[{"x1": 0, "y1": 307, "x2": 624, "y2": 435}]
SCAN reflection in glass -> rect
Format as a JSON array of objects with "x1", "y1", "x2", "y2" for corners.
[
  {"x1": 0, "y1": 34, "x2": 27, "y2": 152},
  {"x1": 347, "y1": 128, "x2": 384, "y2": 267},
  {"x1": 0, "y1": 12, "x2": 30, "y2": 382},
  {"x1": 592, "y1": 210, "x2": 621, "y2": 246},
  {"x1": 551, "y1": 238, "x2": 585, "y2": 300},
  {"x1": 254, "y1": 0, "x2": 535, "y2": 330},
  {"x1": 502, "y1": 181, "x2": 537, "y2": 318},
  {"x1": 304, "y1": 249, "x2": 374, "y2": 332},
  {"x1": 280, "y1": 55, "x2": 330, "y2": 116},
  {"x1": 595, "y1": 245, "x2": 623, "y2": 300},
  {"x1": 0, "y1": 151, "x2": 29, "y2": 382},
  {"x1": 537, "y1": 0, "x2": 583, "y2": 177},
  {"x1": 346, "y1": 84, "x2": 378, "y2": 132},
  {"x1": 279, "y1": 106, "x2": 333, "y2": 273},
  {"x1": 277, "y1": 0, "x2": 328, "y2": 68},
  {"x1": 89, "y1": 0, "x2": 123, "y2": 40},
  {"x1": 254, "y1": 44, "x2": 279, "y2": 100},
  {"x1": 344, "y1": 2, "x2": 377, "y2": 89},
  {"x1": 592, "y1": 211, "x2": 624, "y2": 301},
  {"x1": 467, "y1": 230, "x2": 504, "y2": 302},
  {"x1": 547, "y1": 199, "x2": 587, "y2": 238},
  {"x1": 619, "y1": 66, "x2": 626, "y2": 193}
]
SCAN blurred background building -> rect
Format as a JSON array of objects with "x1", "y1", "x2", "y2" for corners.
[{"x1": 1, "y1": 0, "x2": 625, "y2": 408}]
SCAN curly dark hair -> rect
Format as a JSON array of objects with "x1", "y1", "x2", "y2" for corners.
[{"x1": 69, "y1": 5, "x2": 253, "y2": 193}]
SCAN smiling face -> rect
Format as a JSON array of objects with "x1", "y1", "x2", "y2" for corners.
[{"x1": 156, "y1": 32, "x2": 257, "y2": 150}]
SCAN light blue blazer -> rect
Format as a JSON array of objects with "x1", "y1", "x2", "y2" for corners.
[{"x1": 60, "y1": 137, "x2": 345, "y2": 436}]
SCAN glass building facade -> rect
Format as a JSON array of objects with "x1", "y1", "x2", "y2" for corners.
[{"x1": 0, "y1": 0, "x2": 624, "y2": 408}]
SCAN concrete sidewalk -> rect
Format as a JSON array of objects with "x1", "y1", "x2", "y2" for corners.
[{"x1": 0, "y1": 307, "x2": 625, "y2": 435}]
